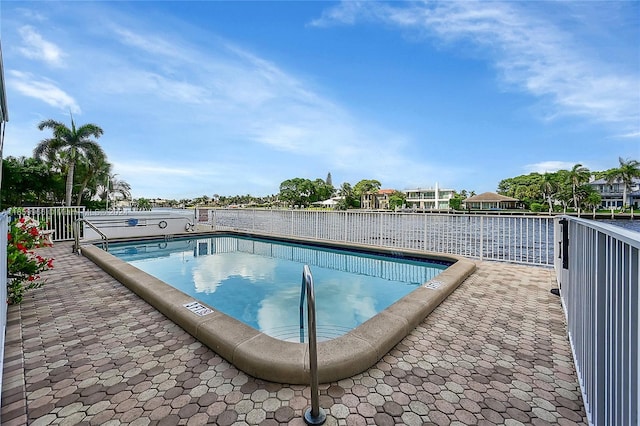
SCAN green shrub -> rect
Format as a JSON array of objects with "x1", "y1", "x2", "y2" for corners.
[{"x1": 530, "y1": 202, "x2": 544, "y2": 212}]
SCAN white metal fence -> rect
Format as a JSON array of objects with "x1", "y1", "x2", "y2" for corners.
[
  {"x1": 0, "y1": 211, "x2": 8, "y2": 399},
  {"x1": 20, "y1": 206, "x2": 85, "y2": 241},
  {"x1": 199, "y1": 209, "x2": 555, "y2": 265},
  {"x1": 555, "y1": 216, "x2": 639, "y2": 426}
]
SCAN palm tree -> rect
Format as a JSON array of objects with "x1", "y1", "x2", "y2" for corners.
[
  {"x1": 101, "y1": 174, "x2": 131, "y2": 209},
  {"x1": 337, "y1": 182, "x2": 356, "y2": 210},
  {"x1": 34, "y1": 116, "x2": 105, "y2": 206},
  {"x1": 567, "y1": 164, "x2": 591, "y2": 211},
  {"x1": 541, "y1": 173, "x2": 558, "y2": 213},
  {"x1": 582, "y1": 188, "x2": 602, "y2": 218},
  {"x1": 606, "y1": 157, "x2": 640, "y2": 210},
  {"x1": 75, "y1": 146, "x2": 111, "y2": 206},
  {"x1": 110, "y1": 176, "x2": 131, "y2": 202}
]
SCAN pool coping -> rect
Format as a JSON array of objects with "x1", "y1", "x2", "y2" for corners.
[{"x1": 80, "y1": 231, "x2": 476, "y2": 384}]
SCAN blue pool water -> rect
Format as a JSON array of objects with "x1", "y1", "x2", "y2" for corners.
[{"x1": 108, "y1": 235, "x2": 449, "y2": 341}]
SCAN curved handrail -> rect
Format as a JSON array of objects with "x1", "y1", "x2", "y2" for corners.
[
  {"x1": 73, "y1": 218, "x2": 109, "y2": 253},
  {"x1": 300, "y1": 265, "x2": 326, "y2": 425}
]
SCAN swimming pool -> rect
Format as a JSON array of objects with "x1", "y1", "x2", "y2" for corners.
[
  {"x1": 108, "y1": 235, "x2": 450, "y2": 341},
  {"x1": 80, "y1": 232, "x2": 475, "y2": 383}
]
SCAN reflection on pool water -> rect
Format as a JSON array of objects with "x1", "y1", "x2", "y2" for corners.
[{"x1": 109, "y1": 235, "x2": 450, "y2": 341}]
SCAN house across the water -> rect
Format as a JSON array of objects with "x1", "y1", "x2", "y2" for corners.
[
  {"x1": 463, "y1": 192, "x2": 522, "y2": 210},
  {"x1": 588, "y1": 177, "x2": 640, "y2": 209},
  {"x1": 404, "y1": 184, "x2": 455, "y2": 210}
]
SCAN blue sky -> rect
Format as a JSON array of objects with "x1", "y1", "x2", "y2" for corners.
[{"x1": 2, "y1": 1, "x2": 639, "y2": 199}]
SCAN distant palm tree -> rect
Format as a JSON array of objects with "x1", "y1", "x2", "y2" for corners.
[
  {"x1": 337, "y1": 182, "x2": 356, "y2": 210},
  {"x1": 110, "y1": 177, "x2": 131, "y2": 202},
  {"x1": 101, "y1": 174, "x2": 131, "y2": 208},
  {"x1": 567, "y1": 164, "x2": 591, "y2": 211},
  {"x1": 75, "y1": 146, "x2": 111, "y2": 206},
  {"x1": 541, "y1": 173, "x2": 558, "y2": 213},
  {"x1": 35, "y1": 116, "x2": 105, "y2": 206},
  {"x1": 606, "y1": 157, "x2": 640, "y2": 210},
  {"x1": 582, "y1": 188, "x2": 602, "y2": 217}
]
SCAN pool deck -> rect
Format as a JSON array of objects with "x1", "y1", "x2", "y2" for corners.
[{"x1": 2, "y1": 242, "x2": 587, "y2": 425}]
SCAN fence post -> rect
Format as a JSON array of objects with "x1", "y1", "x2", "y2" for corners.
[
  {"x1": 0, "y1": 211, "x2": 8, "y2": 397},
  {"x1": 479, "y1": 216, "x2": 484, "y2": 261}
]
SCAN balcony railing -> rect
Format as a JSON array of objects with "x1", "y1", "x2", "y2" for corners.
[
  {"x1": 555, "y1": 216, "x2": 639, "y2": 426},
  {"x1": 0, "y1": 211, "x2": 8, "y2": 395},
  {"x1": 19, "y1": 206, "x2": 85, "y2": 241},
  {"x1": 201, "y1": 209, "x2": 555, "y2": 265}
]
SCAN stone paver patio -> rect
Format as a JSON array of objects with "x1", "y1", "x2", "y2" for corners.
[{"x1": 2, "y1": 242, "x2": 586, "y2": 425}]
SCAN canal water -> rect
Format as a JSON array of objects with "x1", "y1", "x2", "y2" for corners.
[{"x1": 593, "y1": 219, "x2": 640, "y2": 233}]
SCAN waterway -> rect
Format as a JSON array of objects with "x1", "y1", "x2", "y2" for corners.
[{"x1": 593, "y1": 219, "x2": 640, "y2": 233}]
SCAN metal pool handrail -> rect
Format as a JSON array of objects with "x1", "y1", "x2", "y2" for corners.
[
  {"x1": 73, "y1": 218, "x2": 109, "y2": 253},
  {"x1": 300, "y1": 265, "x2": 326, "y2": 425}
]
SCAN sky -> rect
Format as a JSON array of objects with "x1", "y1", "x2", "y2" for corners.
[{"x1": 1, "y1": 1, "x2": 639, "y2": 200}]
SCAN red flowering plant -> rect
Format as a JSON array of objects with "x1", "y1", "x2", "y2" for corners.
[{"x1": 7, "y1": 209, "x2": 54, "y2": 304}]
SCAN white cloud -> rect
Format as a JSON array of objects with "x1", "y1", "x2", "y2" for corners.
[
  {"x1": 312, "y1": 1, "x2": 640, "y2": 135},
  {"x1": 113, "y1": 161, "x2": 219, "y2": 177},
  {"x1": 8, "y1": 70, "x2": 80, "y2": 113},
  {"x1": 17, "y1": 25, "x2": 66, "y2": 67},
  {"x1": 612, "y1": 131, "x2": 640, "y2": 139},
  {"x1": 2, "y1": 3, "x2": 495, "y2": 197},
  {"x1": 97, "y1": 68, "x2": 210, "y2": 104},
  {"x1": 95, "y1": 24, "x2": 422, "y2": 170}
]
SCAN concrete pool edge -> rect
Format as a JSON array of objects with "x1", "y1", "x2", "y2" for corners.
[{"x1": 80, "y1": 239, "x2": 476, "y2": 384}]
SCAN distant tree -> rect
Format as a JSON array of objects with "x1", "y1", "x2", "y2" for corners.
[
  {"x1": 336, "y1": 182, "x2": 357, "y2": 210},
  {"x1": 34, "y1": 116, "x2": 105, "y2": 206},
  {"x1": 567, "y1": 164, "x2": 591, "y2": 211},
  {"x1": 134, "y1": 198, "x2": 152, "y2": 211},
  {"x1": 540, "y1": 173, "x2": 559, "y2": 213},
  {"x1": 75, "y1": 147, "x2": 111, "y2": 206},
  {"x1": 193, "y1": 195, "x2": 211, "y2": 206},
  {"x1": 279, "y1": 178, "x2": 314, "y2": 207},
  {"x1": 1, "y1": 156, "x2": 63, "y2": 206},
  {"x1": 388, "y1": 191, "x2": 406, "y2": 210},
  {"x1": 312, "y1": 178, "x2": 335, "y2": 203},
  {"x1": 529, "y1": 202, "x2": 544, "y2": 213},
  {"x1": 605, "y1": 157, "x2": 640, "y2": 210},
  {"x1": 582, "y1": 188, "x2": 602, "y2": 215},
  {"x1": 278, "y1": 177, "x2": 334, "y2": 207},
  {"x1": 497, "y1": 173, "x2": 543, "y2": 203},
  {"x1": 555, "y1": 184, "x2": 573, "y2": 214},
  {"x1": 353, "y1": 179, "x2": 381, "y2": 197},
  {"x1": 449, "y1": 194, "x2": 463, "y2": 210},
  {"x1": 109, "y1": 176, "x2": 132, "y2": 204}
]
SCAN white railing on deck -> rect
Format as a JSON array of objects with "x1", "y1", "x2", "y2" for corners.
[
  {"x1": 199, "y1": 209, "x2": 554, "y2": 265},
  {"x1": 0, "y1": 211, "x2": 8, "y2": 399},
  {"x1": 20, "y1": 207, "x2": 85, "y2": 241},
  {"x1": 555, "y1": 216, "x2": 639, "y2": 426}
]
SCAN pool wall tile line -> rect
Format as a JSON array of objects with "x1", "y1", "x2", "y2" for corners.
[{"x1": 80, "y1": 239, "x2": 475, "y2": 384}]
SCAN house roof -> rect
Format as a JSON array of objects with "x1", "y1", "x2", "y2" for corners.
[
  {"x1": 378, "y1": 189, "x2": 396, "y2": 195},
  {"x1": 465, "y1": 192, "x2": 519, "y2": 202},
  {"x1": 312, "y1": 196, "x2": 343, "y2": 206},
  {"x1": 590, "y1": 177, "x2": 640, "y2": 185}
]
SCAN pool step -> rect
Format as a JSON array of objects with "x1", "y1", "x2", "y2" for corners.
[{"x1": 262, "y1": 324, "x2": 352, "y2": 343}]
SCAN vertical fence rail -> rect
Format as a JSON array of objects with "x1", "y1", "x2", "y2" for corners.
[
  {"x1": 209, "y1": 209, "x2": 555, "y2": 266},
  {"x1": 555, "y1": 216, "x2": 639, "y2": 426},
  {"x1": 20, "y1": 207, "x2": 85, "y2": 241},
  {"x1": 0, "y1": 211, "x2": 8, "y2": 400}
]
